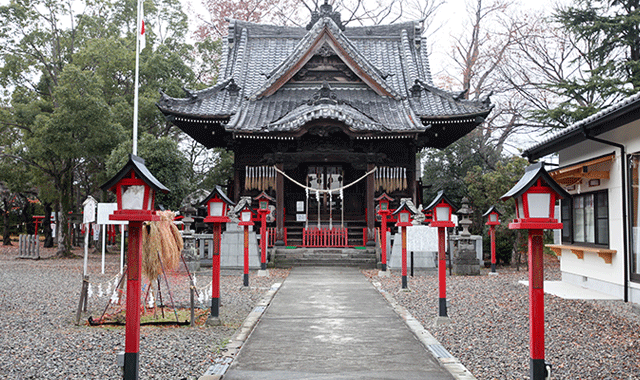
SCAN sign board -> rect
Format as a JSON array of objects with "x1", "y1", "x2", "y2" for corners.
[
  {"x1": 406, "y1": 225, "x2": 441, "y2": 252},
  {"x1": 83, "y1": 196, "x2": 97, "y2": 224},
  {"x1": 97, "y1": 203, "x2": 128, "y2": 225},
  {"x1": 296, "y1": 201, "x2": 305, "y2": 212},
  {"x1": 296, "y1": 214, "x2": 307, "y2": 222}
]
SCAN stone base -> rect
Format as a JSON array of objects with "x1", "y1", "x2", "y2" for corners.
[
  {"x1": 206, "y1": 316, "x2": 222, "y2": 326},
  {"x1": 378, "y1": 270, "x2": 390, "y2": 277},
  {"x1": 433, "y1": 316, "x2": 451, "y2": 326},
  {"x1": 488, "y1": 272, "x2": 499, "y2": 276},
  {"x1": 220, "y1": 223, "x2": 260, "y2": 269},
  {"x1": 257, "y1": 269, "x2": 269, "y2": 277},
  {"x1": 452, "y1": 248, "x2": 480, "y2": 276}
]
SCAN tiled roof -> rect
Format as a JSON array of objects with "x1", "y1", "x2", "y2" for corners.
[
  {"x1": 157, "y1": 14, "x2": 491, "y2": 133},
  {"x1": 226, "y1": 85, "x2": 424, "y2": 133},
  {"x1": 522, "y1": 91, "x2": 640, "y2": 160}
]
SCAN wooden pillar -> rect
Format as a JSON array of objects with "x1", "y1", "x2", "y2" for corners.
[
  {"x1": 410, "y1": 146, "x2": 418, "y2": 206},
  {"x1": 366, "y1": 162, "x2": 375, "y2": 246},
  {"x1": 233, "y1": 163, "x2": 242, "y2": 203},
  {"x1": 275, "y1": 162, "x2": 285, "y2": 246}
]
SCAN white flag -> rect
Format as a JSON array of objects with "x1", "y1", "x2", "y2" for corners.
[{"x1": 138, "y1": 0, "x2": 146, "y2": 51}]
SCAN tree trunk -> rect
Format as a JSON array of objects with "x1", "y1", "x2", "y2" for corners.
[
  {"x1": 2, "y1": 199, "x2": 11, "y2": 246},
  {"x1": 55, "y1": 170, "x2": 74, "y2": 257},
  {"x1": 43, "y1": 202, "x2": 54, "y2": 248},
  {"x1": 22, "y1": 200, "x2": 32, "y2": 234},
  {"x1": 55, "y1": 197, "x2": 73, "y2": 257}
]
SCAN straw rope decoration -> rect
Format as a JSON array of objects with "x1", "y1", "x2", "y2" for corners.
[
  {"x1": 141, "y1": 210, "x2": 183, "y2": 282},
  {"x1": 244, "y1": 166, "x2": 277, "y2": 191},
  {"x1": 403, "y1": 168, "x2": 407, "y2": 191},
  {"x1": 273, "y1": 165, "x2": 377, "y2": 193}
]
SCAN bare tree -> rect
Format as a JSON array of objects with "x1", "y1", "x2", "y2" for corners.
[
  {"x1": 439, "y1": 0, "x2": 533, "y2": 159},
  {"x1": 502, "y1": 12, "x2": 612, "y2": 129}
]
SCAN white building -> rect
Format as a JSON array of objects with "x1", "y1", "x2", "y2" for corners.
[{"x1": 523, "y1": 93, "x2": 640, "y2": 305}]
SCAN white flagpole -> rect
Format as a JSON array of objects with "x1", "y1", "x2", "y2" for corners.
[{"x1": 133, "y1": 0, "x2": 143, "y2": 156}]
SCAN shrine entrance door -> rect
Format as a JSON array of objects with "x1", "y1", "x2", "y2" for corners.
[{"x1": 306, "y1": 165, "x2": 343, "y2": 224}]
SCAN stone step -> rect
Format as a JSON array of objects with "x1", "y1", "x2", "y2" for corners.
[{"x1": 273, "y1": 248, "x2": 377, "y2": 268}]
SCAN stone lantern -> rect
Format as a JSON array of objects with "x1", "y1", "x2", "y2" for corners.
[{"x1": 452, "y1": 197, "x2": 479, "y2": 276}]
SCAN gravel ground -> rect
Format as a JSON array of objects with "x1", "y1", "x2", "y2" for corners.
[
  {"x1": 364, "y1": 256, "x2": 640, "y2": 380},
  {"x1": 0, "y1": 244, "x2": 288, "y2": 379}
]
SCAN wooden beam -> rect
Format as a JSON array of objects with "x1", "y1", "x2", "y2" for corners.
[{"x1": 275, "y1": 162, "x2": 285, "y2": 246}]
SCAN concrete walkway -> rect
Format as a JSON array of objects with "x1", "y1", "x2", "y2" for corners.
[{"x1": 223, "y1": 267, "x2": 455, "y2": 380}]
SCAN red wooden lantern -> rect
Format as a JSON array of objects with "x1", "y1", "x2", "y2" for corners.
[
  {"x1": 376, "y1": 192, "x2": 393, "y2": 214},
  {"x1": 483, "y1": 205, "x2": 501, "y2": 226},
  {"x1": 500, "y1": 162, "x2": 568, "y2": 230},
  {"x1": 425, "y1": 190, "x2": 457, "y2": 319},
  {"x1": 237, "y1": 201, "x2": 255, "y2": 287},
  {"x1": 100, "y1": 154, "x2": 169, "y2": 380},
  {"x1": 101, "y1": 154, "x2": 169, "y2": 222},
  {"x1": 500, "y1": 162, "x2": 569, "y2": 380},
  {"x1": 203, "y1": 185, "x2": 235, "y2": 224},
  {"x1": 254, "y1": 191, "x2": 275, "y2": 272},
  {"x1": 375, "y1": 193, "x2": 394, "y2": 273},
  {"x1": 392, "y1": 199, "x2": 414, "y2": 289},
  {"x1": 255, "y1": 191, "x2": 275, "y2": 212},
  {"x1": 238, "y1": 204, "x2": 255, "y2": 226},
  {"x1": 425, "y1": 190, "x2": 457, "y2": 228},
  {"x1": 202, "y1": 185, "x2": 235, "y2": 325},
  {"x1": 392, "y1": 199, "x2": 414, "y2": 227}
]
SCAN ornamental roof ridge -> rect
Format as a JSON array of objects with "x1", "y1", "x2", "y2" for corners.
[
  {"x1": 306, "y1": 1, "x2": 344, "y2": 31},
  {"x1": 250, "y1": 16, "x2": 401, "y2": 100},
  {"x1": 401, "y1": 29, "x2": 419, "y2": 86},
  {"x1": 411, "y1": 79, "x2": 492, "y2": 109},
  {"x1": 157, "y1": 79, "x2": 228, "y2": 105},
  {"x1": 231, "y1": 27, "x2": 249, "y2": 89}
]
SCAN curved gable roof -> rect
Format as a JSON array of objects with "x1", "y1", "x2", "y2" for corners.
[
  {"x1": 252, "y1": 17, "x2": 399, "y2": 99},
  {"x1": 156, "y1": 13, "x2": 492, "y2": 147}
]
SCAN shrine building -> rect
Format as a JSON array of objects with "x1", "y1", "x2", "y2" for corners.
[{"x1": 156, "y1": 4, "x2": 492, "y2": 249}]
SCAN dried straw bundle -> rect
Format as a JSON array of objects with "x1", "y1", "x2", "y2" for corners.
[
  {"x1": 142, "y1": 222, "x2": 163, "y2": 281},
  {"x1": 141, "y1": 210, "x2": 184, "y2": 282}
]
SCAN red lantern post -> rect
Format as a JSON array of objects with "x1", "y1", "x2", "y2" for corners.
[
  {"x1": 483, "y1": 206, "x2": 502, "y2": 274},
  {"x1": 501, "y1": 162, "x2": 568, "y2": 380},
  {"x1": 425, "y1": 190, "x2": 457, "y2": 319},
  {"x1": 392, "y1": 200, "x2": 413, "y2": 289},
  {"x1": 254, "y1": 192, "x2": 275, "y2": 275},
  {"x1": 203, "y1": 186, "x2": 235, "y2": 325},
  {"x1": 238, "y1": 204, "x2": 255, "y2": 287},
  {"x1": 101, "y1": 154, "x2": 169, "y2": 380},
  {"x1": 375, "y1": 193, "x2": 394, "y2": 274}
]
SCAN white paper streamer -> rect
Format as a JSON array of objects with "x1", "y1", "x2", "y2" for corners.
[{"x1": 148, "y1": 289, "x2": 155, "y2": 308}]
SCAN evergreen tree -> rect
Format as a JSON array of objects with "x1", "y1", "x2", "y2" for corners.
[{"x1": 539, "y1": 0, "x2": 640, "y2": 125}]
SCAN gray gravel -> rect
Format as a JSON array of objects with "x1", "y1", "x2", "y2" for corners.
[
  {"x1": 364, "y1": 257, "x2": 640, "y2": 380},
  {"x1": 0, "y1": 245, "x2": 288, "y2": 379}
]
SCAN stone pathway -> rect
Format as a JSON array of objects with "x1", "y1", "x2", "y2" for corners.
[{"x1": 223, "y1": 267, "x2": 458, "y2": 380}]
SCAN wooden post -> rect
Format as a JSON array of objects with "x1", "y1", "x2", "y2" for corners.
[
  {"x1": 211, "y1": 223, "x2": 221, "y2": 320},
  {"x1": 75, "y1": 275, "x2": 89, "y2": 325},
  {"x1": 438, "y1": 226, "x2": 447, "y2": 317},
  {"x1": 124, "y1": 221, "x2": 143, "y2": 380},
  {"x1": 366, "y1": 163, "x2": 375, "y2": 246},
  {"x1": 243, "y1": 225, "x2": 250, "y2": 286},
  {"x1": 529, "y1": 229, "x2": 545, "y2": 380},
  {"x1": 401, "y1": 226, "x2": 407, "y2": 288},
  {"x1": 490, "y1": 225, "x2": 497, "y2": 273},
  {"x1": 190, "y1": 287, "x2": 195, "y2": 327},
  {"x1": 275, "y1": 162, "x2": 285, "y2": 246}
]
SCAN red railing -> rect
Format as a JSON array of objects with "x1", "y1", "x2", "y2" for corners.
[
  {"x1": 267, "y1": 227, "x2": 287, "y2": 247},
  {"x1": 303, "y1": 227, "x2": 348, "y2": 247}
]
